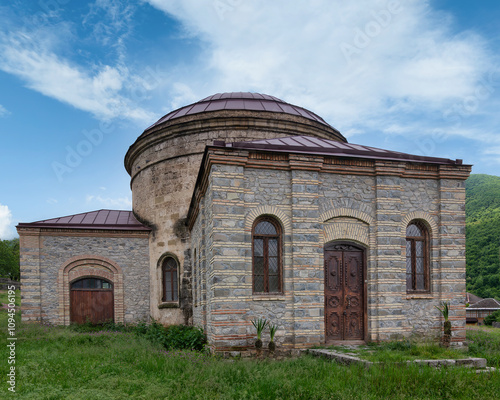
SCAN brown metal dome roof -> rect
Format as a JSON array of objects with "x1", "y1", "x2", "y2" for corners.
[{"x1": 144, "y1": 92, "x2": 338, "y2": 133}]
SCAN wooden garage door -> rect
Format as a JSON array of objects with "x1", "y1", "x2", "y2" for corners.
[{"x1": 70, "y1": 278, "x2": 114, "y2": 324}]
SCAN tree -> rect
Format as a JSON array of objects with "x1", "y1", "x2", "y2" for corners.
[
  {"x1": 0, "y1": 238, "x2": 20, "y2": 280},
  {"x1": 484, "y1": 310, "x2": 500, "y2": 326}
]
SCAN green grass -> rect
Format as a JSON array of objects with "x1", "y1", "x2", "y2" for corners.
[
  {"x1": 0, "y1": 287, "x2": 19, "y2": 307},
  {"x1": 1, "y1": 291, "x2": 499, "y2": 399},
  {"x1": 467, "y1": 327, "x2": 500, "y2": 366}
]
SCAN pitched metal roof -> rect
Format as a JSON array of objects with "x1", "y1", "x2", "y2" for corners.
[
  {"x1": 467, "y1": 298, "x2": 500, "y2": 309},
  {"x1": 214, "y1": 135, "x2": 467, "y2": 165},
  {"x1": 17, "y1": 210, "x2": 150, "y2": 231},
  {"x1": 466, "y1": 292, "x2": 484, "y2": 305},
  {"x1": 144, "y1": 92, "x2": 338, "y2": 132}
]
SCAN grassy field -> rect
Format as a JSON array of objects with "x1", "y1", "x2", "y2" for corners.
[
  {"x1": 1, "y1": 291, "x2": 499, "y2": 400},
  {"x1": 326, "y1": 328, "x2": 500, "y2": 365}
]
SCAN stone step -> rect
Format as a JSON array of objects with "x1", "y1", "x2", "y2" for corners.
[{"x1": 308, "y1": 349, "x2": 489, "y2": 370}]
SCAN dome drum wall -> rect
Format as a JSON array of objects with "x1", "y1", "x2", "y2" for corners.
[{"x1": 125, "y1": 94, "x2": 345, "y2": 325}]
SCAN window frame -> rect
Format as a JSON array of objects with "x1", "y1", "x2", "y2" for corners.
[
  {"x1": 406, "y1": 220, "x2": 430, "y2": 293},
  {"x1": 252, "y1": 216, "x2": 283, "y2": 294},
  {"x1": 70, "y1": 277, "x2": 113, "y2": 290},
  {"x1": 162, "y1": 256, "x2": 179, "y2": 302}
]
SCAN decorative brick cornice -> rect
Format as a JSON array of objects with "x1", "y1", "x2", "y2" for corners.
[
  {"x1": 188, "y1": 147, "x2": 470, "y2": 229},
  {"x1": 17, "y1": 227, "x2": 149, "y2": 238}
]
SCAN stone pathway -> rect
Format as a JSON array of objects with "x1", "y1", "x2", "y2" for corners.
[{"x1": 308, "y1": 349, "x2": 495, "y2": 373}]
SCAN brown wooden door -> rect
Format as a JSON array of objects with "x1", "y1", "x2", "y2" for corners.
[
  {"x1": 324, "y1": 244, "x2": 364, "y2": 341},
  {"x1": 70, "y1": 289, "x2": 114, "y2": 324}
]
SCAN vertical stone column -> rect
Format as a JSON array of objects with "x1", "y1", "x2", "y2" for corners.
[
  {"x1": 209, "y1": 163, "x2": 249, "y2": 351},
  {"x1": 17, "y1": 228, "x2": 43, "y2": 322},
  {"x1": 200, "y1": 202, "x2": 208, "y2": 333},
  {"x1": 438, "y1": 171, "x2": 467, "y2": 343},
  {"x1": 374, "y1": 162, "x2": 405, "y2": 340},
  {"x1": 289, "y1": 155, "x2": 323, "y2": 347}
]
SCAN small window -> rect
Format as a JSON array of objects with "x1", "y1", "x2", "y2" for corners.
[
  {"x1": 406, "y1": 220, "x2": 430, "y2": 292},
  {"x1": 71, "y1": 277, "x2": 112, "y2": 290},
  {"x1": 252, "y1": 217, "x2": 282, "y2": 293},
  {"x1": 162, "y1": 257, "x2": 178, "y2": 302}
]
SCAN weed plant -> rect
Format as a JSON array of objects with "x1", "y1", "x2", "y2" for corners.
[{"x1": 67, "y1": 318, "x2": 207, "y2": 351}]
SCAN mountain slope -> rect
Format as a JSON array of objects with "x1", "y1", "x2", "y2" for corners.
[{"x1": 466, "y1": 174, "x2": 500, "y2": 299}]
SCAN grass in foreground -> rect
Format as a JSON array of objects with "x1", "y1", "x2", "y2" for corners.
[
  {"x1": 325, "y1": 328, "x2": 500, "y2": 368},
  {"x1": 2, "y1": 324, "x2": 500, "y2": 400},
  {"x1": 1, "y1": 291, "x2": 499, "y2": 399},
  {"x1": 467, "y1": 326, "x2": 500, "y2": 366}
]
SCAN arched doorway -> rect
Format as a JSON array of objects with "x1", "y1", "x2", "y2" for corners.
[
  {"x1": 70, "y1": 277, "x2": 114, "y2": 324},
  {"x1": 324, "y1": 242, "x2": 366, "y2": 342}
]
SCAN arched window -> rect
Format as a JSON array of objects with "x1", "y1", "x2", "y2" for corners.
[
  {"x1": 406, "y1": 220, "x2": 430, "y2": 292},
  {"x1": 71, "y1": 277, "x2": 112, "y2": 289},
  {"x1": 252, "y1": 217, "x2": 282, "y2": 293},
  {"x1": 162, "y1": 257, "x2": 178, "y2": 302}
]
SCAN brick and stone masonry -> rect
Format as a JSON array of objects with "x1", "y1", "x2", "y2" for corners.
[
  {"x1": 17, "y1": 93, "x2": 470, "y2": 352},
  {"x1": 188, "y1": 145, "x2": 470, "y2": 351},
  {"x1": 16, "y1": 227, "x2": 150, "y2": 325},
  {"x1": 124, "y1": 94, "x2": 346, "y2": 326}
]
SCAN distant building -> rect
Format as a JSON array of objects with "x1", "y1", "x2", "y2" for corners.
[
  {"x1": 466, "y1": 298, "x2": 500, "y2": 325},
  {"x1": 17, "y1": 92, "x2": 471, "y2": 351},
  {"x1": 466, "y1": 292, "x2": 483, "y2": 306}
]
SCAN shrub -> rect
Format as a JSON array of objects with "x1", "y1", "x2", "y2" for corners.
[
  {"x1": 133, "y1": 321, "x2": 207, "y2": 351},
  {"x1": 484, "y1": 309, "x2": 500, "y2": 326},
  {"x1": 67, "y1": 319, "x2": 207, "y2": 351},
  {"x1": 163, "y1": 324, "x2": 207, "y2": 351}
]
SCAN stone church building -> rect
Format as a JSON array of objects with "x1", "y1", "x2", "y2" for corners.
[{"x1": 17, "y1": 92, "x2": 471, "y2": 351}]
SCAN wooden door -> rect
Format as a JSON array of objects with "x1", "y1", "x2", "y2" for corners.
[
  {"x1": 324, "y1": 243, "x2": 364, "y2": 341},
  {"x1": 70, "y1": 289, "x2": 114, "y2": 324}
]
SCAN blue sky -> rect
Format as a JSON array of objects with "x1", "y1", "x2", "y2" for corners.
[{"x1": 1, "y1": 0, "x2": 499, "y2": 239}]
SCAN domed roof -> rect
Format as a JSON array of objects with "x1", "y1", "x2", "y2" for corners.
[{"x1": 144, "y1": 92, "x2": 337, "y2": 133}]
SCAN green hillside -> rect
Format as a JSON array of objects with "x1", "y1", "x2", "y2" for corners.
[{"x1": 466, "y1": 174, "x2": 500, "y2": 299}]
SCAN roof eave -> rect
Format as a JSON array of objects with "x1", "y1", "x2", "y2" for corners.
[
  {"x1": 215, "y1": 141, "x2": 471, "y2": 167},
  {"x1": 16, "y1": 223, "x2": 151, "y2": 231}
]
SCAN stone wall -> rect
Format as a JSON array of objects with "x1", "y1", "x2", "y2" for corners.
[
  {"x1": 0, "y1": 278, "x2": 20, "y2": 290},
  {"x1": 17, "y1": 228, "x2": 150, "y2": 325},
  {"x1": 125, "y1": 110, "x2": 345, "y2": 326},
  {"x1": 189, "y1": 148, "x2": 470, "y2": 351}
]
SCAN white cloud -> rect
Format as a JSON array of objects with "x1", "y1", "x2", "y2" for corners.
[
  {"x1": 0, "y1": 204, "x2": 15, "y2": 240},
  {"x1": 83, "y1": 0, "x2": 136, "y2": 62},
  {"x1": 0, "y1": 29, "x2": 155, "y2": 123},
  {"x1": 145, "y1": 0, "x2": 498, "y2": 141},
  {"x1": 86, "y1": 195, "x2": 132, "y2": 209},
  {"x1": 0, "y1": 104, "x2": 10, "y2": 117}
]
